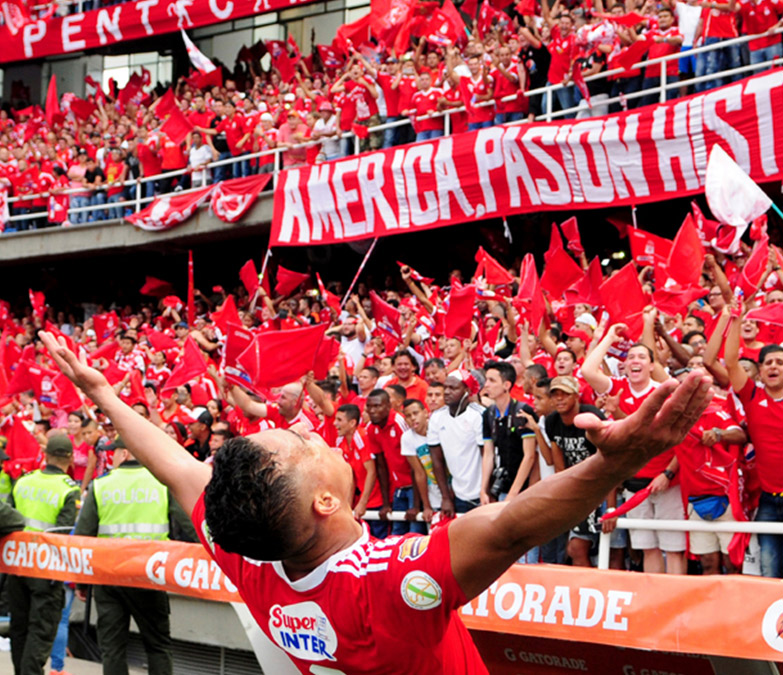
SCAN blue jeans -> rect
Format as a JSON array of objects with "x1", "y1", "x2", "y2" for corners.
[
  {"x1": 369, "y1": 519, "x2": 390, "y2": 540},
  {"x1": 392, "y1": 486, "x2": 428, "y2": 536},
  {"x1": 89, "y1": 191, "x2": 106, "y2": 221},
  {"x1": 454, "y1": 496, "x2": 480, "y2": 513},
  {"x1": 233, "y1": 155, "x2": 251, "y2": 179},
  {"x1": 756, "y1": 491, "x2": 783, "y2": 578},
  {"x1": 69, "y1": 195, "x2": 89, "y2": 224},
  {"x1": 341, "y1": 136, "x2": 354, "y2": 157},
  {"x1": 468, "y1": 120, "x2": 494, "y2": 131},
  {"x1": 550, "y1": 81, "x2": 581, "y2": 119},
  {"x1": 750, "y1": 43, "x2": 783, "y2": 70},
  {"x1": 107, "y1": 193, "x2": 122, "y2": 220},
  {"x1": 383, "y1": 116, "x2": 398, "y2": 149},
  {"x1": 50, "y1": 585, "x2": 74, "y2": 671},
  {"x1": 494, "y1": 111, "x2": 525, "y2": 125},
  {"x1": 695, "y1": 37, "x2": 742, "y2": 92},
  {"x1": 499, "y1": 491, "x2": 540, "y2": 563},
  {"x1": 640, "y1": 75, "x2": 680, "y2": 107},
  {"x1": 415, "y1": 129, "x2": 443, "y2": 142},
  {"x1": 212, "y1": 151, "x2": 232, "y2": 183}
]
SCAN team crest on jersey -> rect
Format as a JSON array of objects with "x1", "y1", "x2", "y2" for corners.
[
  {"x1": 397, "y1": 536, "x2": 430, "y2": 563},
  {"x1": 269, "y1": 602, "x2": 337, "y2": 661},
  {"x1": 401, "y1": 571, "x2": 442, "y2": 611}
]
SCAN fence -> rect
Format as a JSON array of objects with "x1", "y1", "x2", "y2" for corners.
[{"x1": 4, "y1": 27, "x2": 782, "y2": 230}]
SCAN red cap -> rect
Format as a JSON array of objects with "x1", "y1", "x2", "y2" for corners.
[{"x1": 564, "y1": 327, "x2": 591, "y2": 344}]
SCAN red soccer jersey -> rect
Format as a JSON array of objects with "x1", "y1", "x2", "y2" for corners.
[
  {"x1": 410, "y1": 88, "x2": 444, "y2": 132},
  {"x1": 367, "y1": 409, "x2": 411, "y2": 492},
  {"x1": 137, "y1": 135, "x2": 162, "y2": 177},
  {"x1": 547, "y1": 30, "x2": 576, "y2": 85},
  {"x1": 738, "y1": 0, "x2": 782, "y2": 50},
  {"x1": 737, "y1": 379, "x2": 783, "y2": 492},
  {"x1": 265, "y1": 403, "x2": 318, "y2": 431},
  {"x1": 463, "y1": 76, "x2": 495, "y2": 124},
  {"x1": 491, "y1": 67, "x2": 526, "y2": 114},
  {"x1": 216, "y1": 114, "x2": 248, "y2": 156},
  {"x1": 192, "y1": 495, "x2": 488, "y2": 674},
  {"x1": 701, "y1": 5, "x2": 738, "y2": 38},
  {"x1": 386, "y1": 375, "x2": 429, "y2": 403},
  {"x1": 675, "y1": 403, "x2": 742, "y2": 498},
  {"x1": 442, "y1": 85, "x2": 468, "y2": 134},
  {"x1": 644, "y1": 27, "x2": 682, "y2": 78},
  {"x1": 338, "y1": 427, "x2": 382, "y2": 508},
  {"x1": 376, "y1": 72, "x2": 400, "y2": 117},
  {"x1": 345, "y1": 80, "x2": 379, "y2": 121},
  {"x1": 145, "y1": 364, "x2": 172, "y2": 388}
]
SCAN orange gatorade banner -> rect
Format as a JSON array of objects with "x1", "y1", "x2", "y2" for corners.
[{"x1": 3, "y1": 532, "x2": 783, "y2": 662}]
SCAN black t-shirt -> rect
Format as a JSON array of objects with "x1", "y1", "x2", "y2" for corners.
[
  {"x1": 482, "y1": 399, "x2": 536, "y2": 481},
  {"x1": 579, "y1": 50, "x2": 610, "y2": 97},
  {"x1": 520, "y1": 44, "x2": 551, "y2": 90},
  {"x1": 85, "y1": 167, "x2": 106, "y2": 188},
  {"x1": 545, "y1": 404, "x2": 605, "y2": 469},
  {"x1": 211, "y1": 116, "x2": 229, "y2": 154}
]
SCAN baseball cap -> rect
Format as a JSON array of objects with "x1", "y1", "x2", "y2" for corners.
[
  {"x1": 574, "y1": 312, "x2": 598, "y2": 330},
  {"x1": 563, "y1": 327, "x2": 592, "y2": 344},
  {"x1": 260, "y1": 112, "x2": 274, "y2": 122},
  {"x1": 174, "y1": 321, "x2": 189, "y2": 329},
  {"x1": 447, "y1": 369, "x2": 480, "y2": 395},
  {"x1": 318, "y1": 101, "x2": 334, "y2": 112},
  {"x1": 192, "y1": 407, "x2": 214, "y2": 427},
  {"x1": 549, "y1": 376, "x2": 580, "y2": 395},
  {"x1": 46, "y1": 434, "x2": 74, "y2": 458}
]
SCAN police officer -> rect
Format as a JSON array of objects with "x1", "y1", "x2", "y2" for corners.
[
  {"x1": 0, "y1": 438, "x2": 12, "y2": 503},
  {"x1": 74, "y1": 438, "x2": 196, "y2": 675},
  {"x1": 8, "y1": 435, "x2": 80, "y2": 675}
]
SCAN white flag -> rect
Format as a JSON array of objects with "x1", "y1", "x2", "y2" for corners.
[
  {"x1": 181, "y1": 29, "x2": 216, "y2": 74},
  {"x1": 705, "y1": 144, "x2": 771, "y2": 227}
]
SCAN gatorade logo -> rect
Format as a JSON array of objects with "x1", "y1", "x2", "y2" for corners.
[
  {"x1": 269, "y1": 602, "x2": 338, "y2": 661},
  {"x1": 762, "y1": 599, "x2": 783, "y2": 651},
  {"x1": 401, "y1": 571, "x2": 442, "y2": 611}
]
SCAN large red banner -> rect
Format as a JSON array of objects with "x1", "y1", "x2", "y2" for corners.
[
  {"x1": 0, "y1": 0, "x2": 309, "y2": 63},
  {"x1": 272, "y1": 69, "x2": 783, "y2": 247},
  {"x1": 4, "y1": 531, "x2": 783, "y2": 662}
]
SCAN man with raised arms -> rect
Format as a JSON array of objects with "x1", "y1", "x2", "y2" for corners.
[{"x1": 39, "y1": 331, "x2": 713, "y2": 674}]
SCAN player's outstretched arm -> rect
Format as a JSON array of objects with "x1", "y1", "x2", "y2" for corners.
[
  {"x1": 40, "y1": 331, "x2": 211, "y2": 514},
  {"x1": 449, "y1": 370, "x2": 713, "y2": 600}
]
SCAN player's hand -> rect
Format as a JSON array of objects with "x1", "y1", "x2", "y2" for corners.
[
  {"x1": 378, "y1": 504, "x2": 392, "y2": 521},
  {"x1": 404, "y1": 507, "x2": 419, "y2": 522},
  {"x1": 648, "y1": 472, "x2": 670, "y2": 494},
  {"x1": 39, "y1": 331, "x2": 112, "y2": 400},
  {"x1": 574, "y1": 370, "x2": 713, "y2": 476},
  {"x1": 440, "y1": 496, "x2": 456, "y2": 519}
]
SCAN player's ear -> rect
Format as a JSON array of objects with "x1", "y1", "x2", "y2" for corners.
[{"x1": 313, "y1": 490, "x2": 341, "y2": 518}]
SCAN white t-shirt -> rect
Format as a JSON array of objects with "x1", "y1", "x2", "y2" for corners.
[
  {"x1": 401, "y1": 428, "x2": 442, "y2": 509},
  {"x1": 675, "y1": 1, "x2": 702, "y2": 45},
  {"x1": 189, "y1": 144, "x2": 214, "y2": 185},
  {"x1": 314, "y1": 115, "x2": 341, "y2": 158},
  {"x1": 537, "y1": 416, "x2": 556, "y2": 480},
  {"x1": 426, "y1": 403, "x2": 484, "y2": 501}
]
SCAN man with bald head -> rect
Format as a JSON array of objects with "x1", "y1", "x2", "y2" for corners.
[
  {"x1": 230, "y1": 382, "x2": 317, "y2": 430},
  {"x1": 40, "y1": 331, "x2": 714, "y2": 674}
]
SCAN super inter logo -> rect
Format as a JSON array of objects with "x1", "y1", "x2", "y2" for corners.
[
  {"x1": 401, "y1": 571, "x2": 442, "y2": 611},
  {"x1": 269, "y1": 602, "x2": 338, "y2": 661}
]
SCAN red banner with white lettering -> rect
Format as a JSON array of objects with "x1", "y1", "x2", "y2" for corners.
[
  {"x1": 0, "y1": 0, "x2": 311, "y2": 63},
  {"x1": 126, "y1": 184, "x2": 214, "y2": 232},
  {"x1": 272, "y1": 69, "x2": 783, "y2": 247}
]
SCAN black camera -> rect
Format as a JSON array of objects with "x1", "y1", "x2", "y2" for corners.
[{"x1": 489, "y1": 466, "x2": 510, "y2": 499}]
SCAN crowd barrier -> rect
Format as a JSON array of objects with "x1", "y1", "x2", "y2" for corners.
[
  {"x1": 2, "y1": 512, "x2": 783, "y2": 663},
  {"x1": 4, "y1": 28, "x2": 781, "y2": 231}
]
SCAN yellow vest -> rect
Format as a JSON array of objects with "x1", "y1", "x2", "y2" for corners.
[
  {"x1": 94, "y1": 465, "x2": 169, "y2": 540},
  {"x1": 12, "y1": 469, "x2": 79, "y2": 532}
]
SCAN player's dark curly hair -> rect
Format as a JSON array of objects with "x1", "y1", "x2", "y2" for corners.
[{"x1": 204, "y1": 436, "x2": 301, "y2": 561}]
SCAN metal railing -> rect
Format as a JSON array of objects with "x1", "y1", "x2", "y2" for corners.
[{"x1": 4, "y1": 26, "x2": 781, "y2": 231}]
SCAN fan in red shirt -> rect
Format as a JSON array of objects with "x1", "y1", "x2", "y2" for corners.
[
  {"x1": 136, "y1": 126, "x2": 161, "y2": 199},
  {"x1": 544, "y1": 12, "x2": 579, "y2": 116},
  {"x1": 385, "y1": 350, "x2": 429, "y2": 402},
  {"x1": 334, "y1": 404, "x2": 382, "y2": 519},
  {"x1": 640, "y1": 8, "x2": 683, "y2": 105},
  {"x1": 491, "y1": 45, "x2": 528, "y2": 124},
  {"x1": 695, "y1": 0, "x2": 742, "y2": 92},
  {"x1": 41, "y1": 330, "x2": 715, "y2": 675},
  {"x1": 406, "y1": 72, "x2": 444, "y2": 142},
  {"x1": 463, "y1": 56, "x2": 495, "y2": 130},
  {"x1": 737, "y1": 0, "x2": 783, "y2": 62}
]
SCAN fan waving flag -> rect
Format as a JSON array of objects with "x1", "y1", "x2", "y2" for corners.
[
  {"x1": 182, "y1": 29, "x2": 217, "y2": 74},
  {"x1": 126, "y1": 185, "x2": 214, "y2": 232},
  {"x1": 275, "y1": 266, "x2": 310, "y2": 297},
  {"x1": 160, "y1": 107, "x2": 193, "y2": 145},
  {"x1": 210, "y1": 173, "x2": 272, "y2": 223},
  {"x1": 370, "y1": 291, "x2": 402, "y2": 339},
  {"x1": 239, "y1": 259, "x2": 260, "y2": 296},
  {"x1": 705, "y1": 144, "x2": 772, "y2": 228},
  {"x1": 162, "y1": 336, "x2": 207, "y2": 393}
]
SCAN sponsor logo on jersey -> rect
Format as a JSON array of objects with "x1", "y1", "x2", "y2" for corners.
[
  {"x1": 397, "y1": 536, "x2": 430, "y2": 563},
  {"x1": 401, "y1": 570, "x2": 442, "y2": 610},
  {"x1": 269, "y1": 601, "x2": 338, "y2": 661}
]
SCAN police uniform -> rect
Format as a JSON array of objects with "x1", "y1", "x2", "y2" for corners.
[
  {"x1": 74, "y1": 440, "x2": 196, "y2": 675},
  {"x1": 7, "y1": 436, "x2": 80, "y2": 675}
]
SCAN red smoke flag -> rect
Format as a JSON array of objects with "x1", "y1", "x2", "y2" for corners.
[
  {"x1": 474, "y1": 247, "x2": 513, "y2": 285},
  {"x1": 275, "y1": 266, "x2": 310, "y2": 297},
  {"x1": 666, "y1": 214, "x2": 704, "y2": 288},
  {"x1": 599, "y1": 263, "x2": 647, "y2": 338},
  {"x1": 559, "y1": 216, "x2": 584, "y2": 256},
  {"x1": 444, "y1": 284, "x2": 476, "y2": 340},
  {"x1": 160, "y1": 106, "x2": 193, "y2": 145},
  {"x1": 45, "y1": 75, "x2": 61, "y2": 127},
  {"x1": 238, "y1": 324, "x2": 328, "y2": 388},
  {"x1": 187, "y1": 250, "x2": 196, "y2": 327},
  {"x1": 239, "y1": 259, "x2": 259, "y2": 297},
  {"x1": 515, "y1": 253, "x2": 547, "y2": 332},
  {"x1": 369, "y1": 291, "x2": 402, "y2": 339},
  {"x1": 162, "y1": 336, "x2": 207, "y2": 393},
  {"x1": 540, "y1": 248, "x2": 583, "y2": 300}
]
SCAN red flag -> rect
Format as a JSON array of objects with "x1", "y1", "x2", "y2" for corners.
[
  {"x1": 628, "y1": 227, "x2": 672, "y2": 267},
  {"x1": 458, "y1": 77, "x2": 478, "y2": 117},
  {"x1": 665, "y1": 214, "x2": 704, "y2": 288},
  {"x1": 540, "y1": 248, "x2": 583, "y2": 299},
  {"x1": 424, "y1": 8, "x2": 460, "y2": 44},
  {"x1": 514, "y1": 0, "x2": 536, "y2": 14},
  {"x1": 210, "y1": 174, "x2": 271, "y2": 223},
  {"x1": 92, "y1": 311, "x2": 120, "y2": 344},
  {"x1": 118, "y1": 72, "x2": 143, "y2": 107},
  {"x1": 89, "y1": 339, "x2": 120, "y2": 367},
  {"x1": 351, "y1": 123, "x2": 369, "y2": 139},
  {"x1": 275, "y1": 266, "x2": 310, "y2": 297},
  {"x1": 611, "y1": 37, "x2": 649, "y2": 71},
  {"x1": 441, "y1": 0, "x2": 467, "y2": 36},
  {"x1": 29, "y1": 289, "x2": 45, "y2": 322},
  {"x1": 317, "y1": 44, "x2": 344, "y2": 69},
  {"x1": 70, "y1": 97, "x2": 97, "y2": 121},
  {"x1": 146, "y1": 329, "x2": 179, "y2": 352},
  {"x1": 444, "y1": 284, "x2": 476, "y2": 339},
  {"x1": 44, "y1": 75, "x2": 61, "y2": 128},
  {"x1": 5, "y1": 359, "x2": 33, "y2": 397},
  {"x1": 396, "y1": 261, "x2": 434, "y2": 285},
  {"x1": 600, "y1": 263, "x2": 647, "y2": 338},
  {"x1": 287, "y1": 35, "x2": 302, "y2": 63},
  {"x1": 515, "y1": 254, "x2": 547, "y2": 332},
  {"x1": 316, "y1": 273, "x2": 341, "y2": 315},
  {"x1": 0, "y1": 330, "x2": 8, "y2": 397},
  {"x1": 223, "y1": 323, "x2": 258, "y2": 393},
  {"x1": 140, "y1": 276, "x2": 175, "y2": 297},
  {"x1": 606, "y1": 214, "x2": 631, "y2": 239},
  {"x1": 544, "y1": 222, "x2": 565, "y2": 262},
  {"x1": 370, "y1": 291, "x2": 402, "y2": 339},
  {"x1": 598, "y1": 10, "x2": 646, "y2": 26},
  {"x1": 565, "y1": 257, "x2": 603, "y2": 307},
  {"x1": 462, "y1": 0, "x2": 478, "y2": 17},
  {"x1": 126, "y1": 369, "x2": 148, "y2": 408},
  {"x1": 336, "y1": 13, "x2": 372, "y2": 52},
  {"x1": 187, "y1": 250, "x2": 196, "y2": 327},
  {"x1": 5, "y1": 418, "x2": 40, "y2": 480},
  {"x1": 211, "y1": 295, "x2": 241, "y2": 332},
  {"x1": 750, "y1": 214, "x2": 768, "y2": 242},
  {"x1": 1, "y1": 0, "x2": 31, "y2": 37},
  {"x1": 745, "y1": 303, "x2": 783, "y2": 326},
  {"x1": 600, "y1": 485, "x2": 652, "y2": 521},
  {"x1": 313, "y1": 336, "x2": 341, "y2": 379},
  {"x1": 154, "y1": 89, "x2": 177, "y2": 119},
  {"x1": 160, "y1": 106, "x2": 193, "y2": 145},
  {"x1": 652, "y1": 285, "x2": 709, "y2": 317},
  {"x1": 570, "y1": 64, "x2": 591, "y2": 109},
  {"x1": 272, "y1": 50, "x2": 296, "y2": 83},
  {"x1": 84, "y1": 75, "x2": 106, "y2": 104},
  {"x1": 127, "y1": 185, "x2": 214, "y2": 232},
  {"x1": 161, "y1": 336, "x2": 206, "y2": 393},
  {"x1": 739, "y1": 236, "x2": 770, "y2": 299},
  {"x1": 477, "y1": 0, "x2": 508, "y2": 38},
  {"x1": 560, "y1": 216, "x2": 584, "y2": 256},
  {"x1": 239, "y1": 259, "x2": 259, "y2": 297},
  {"x1": 474, "y1": 247, "x2": 513, "y2": 285},
  {"x1": 238, "y1": 324, "x2": 328, "y2": 388},
  {"x1": 691, "y1": 201, "x2": 720, "y2": 245}
]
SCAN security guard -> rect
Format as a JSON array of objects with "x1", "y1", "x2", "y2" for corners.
[
  {"x1": 8, "y1": 435, "x2": 80, "y2": 675},
  {"x1": 0, "y1": 437, "x2": 12, "y2": 503},
  {"x1": 74, "y1": 438, "x2": 196, "y2": 675}
]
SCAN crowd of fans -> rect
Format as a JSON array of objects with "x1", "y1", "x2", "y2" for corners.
[
  {"x1": 1, "y1": 0, "x2": 781, "y2": 230},
  {"x1": 2, "y1": 218, "x2": 783, "y2": 578}
]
